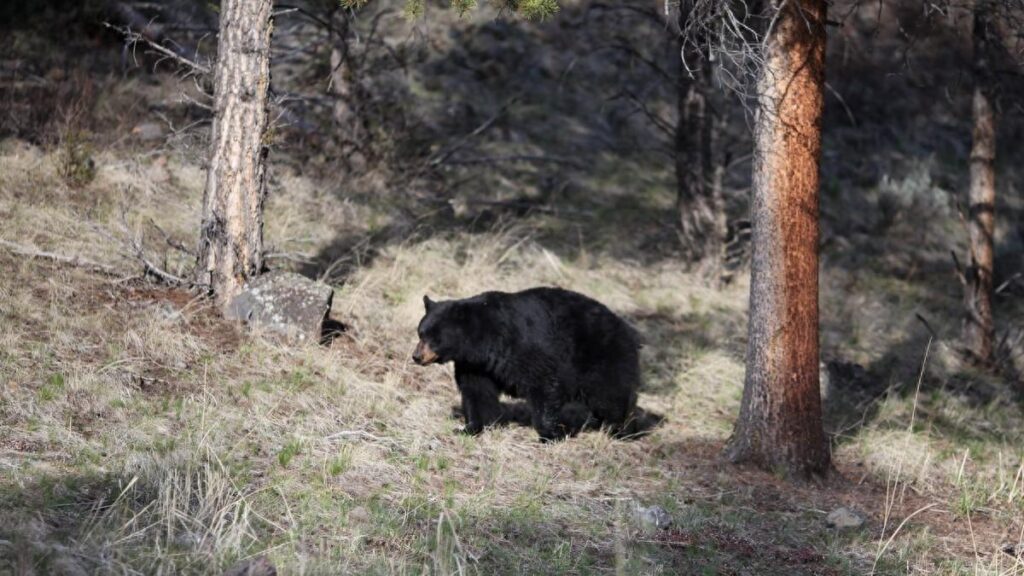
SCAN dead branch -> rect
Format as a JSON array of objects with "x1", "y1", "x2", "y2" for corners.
[
  {"x1": 120, "y1": 224, "x2": 189, "y2": 286},
  {"x1": 995, "y1": 272, "x2": 1022, "y2": 294},
  {"x1": 426, "y1": 95, "x2": 521, "y2": 169},
  {"x1": 107, "y1": 1, "x2": 175, "y2": 49},
  {"x1": 148, "y1": 218, "x2": 196, "y2": 257},
  {"x1": 825, "y1": 81, "x2": 857, "y2": 126},
  {"x1": 442, "y1": 155, "x2": 584, "y2": 168},
  {"x1": 103, "y1": 21, "x2": 211, "y2": 76},
  {"x1": 0, "y1": 239, "x2": 122, "y2": 277},
  {"x1": 672, "y1": 0, "x2": 768, "y2": 101},
  {"x1": 126, "y1": 235, "x2": 188, "y2": 286},
  {"x1": 950, "y1": 250, "x2": 967, "y2": 285},
  {"x1": 603, "y1": 42, "x2": 675, "y2": 84},
  {"x1": 915, "y1": 312, "x2": 939, "y2": 339},
  {"x1": 88, "y1": 217, "x2": 191, "y2": 287},
  {"x1": 607, "y1": 90, "x2": 676, "y2": 139}
]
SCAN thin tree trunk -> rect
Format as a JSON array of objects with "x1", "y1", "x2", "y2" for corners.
[
  {"x1": 196, "y1": 0, "x2": 273, "y2": 310},
  {"x1": 329, "y1": 10, "x2": 356, "y2": 130},
  {"x1": 725, "y1": 0, "x2": 830, "y2": 479},
  {"x1": 330, "y1": 46, "x2": 356, "y2": 128},
  {"x1": 675, "y1": 39, "x2": 724, "y2": 265},
  {"x1": 962, "y1": 4, "x2": 996, "y2": 364},
  {"x1": 327, "y1": 10, "x2": 369, "y2": 171},
  {"x1": 676, "y1": 57, "x2": 721, "y2": 263}
]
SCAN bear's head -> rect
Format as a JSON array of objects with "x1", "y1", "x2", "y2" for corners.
[{"x1": 413, "y1": 294, "x2": 491, "y2": 366}]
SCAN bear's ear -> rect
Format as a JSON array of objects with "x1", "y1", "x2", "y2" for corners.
[{"x1": 423, "y1": 295, "x2": 435, "y2": 311}]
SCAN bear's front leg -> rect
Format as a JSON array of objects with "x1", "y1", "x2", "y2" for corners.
[{"x1": 454, "y1": 364, "x2": 502, "y2": 435}]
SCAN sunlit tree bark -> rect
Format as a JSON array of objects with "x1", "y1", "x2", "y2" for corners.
[{"x1": 725, "y1": 0, "x2": 830, "y2": 479}]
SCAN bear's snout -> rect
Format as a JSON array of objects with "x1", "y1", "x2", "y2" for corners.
[{"x1": 412, "y1": 340, "x2": 439, "y2": 365}]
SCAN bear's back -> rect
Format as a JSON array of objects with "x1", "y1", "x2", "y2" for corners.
[{"x1": 505, "y1": 287, "x2": 640, "y2": 363}]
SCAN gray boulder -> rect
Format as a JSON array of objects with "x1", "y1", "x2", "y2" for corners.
[{"x1": 227, "y1": 271, "x2": 334, "y2": 344}]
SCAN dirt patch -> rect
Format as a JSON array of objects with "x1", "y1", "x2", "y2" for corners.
[
  {"x1": 644, "y1": 435, "x2": 1016, "y2": 568},
  {"x1": 101, "y1": 282, "x2": 244, "y2": 355},
  {"x1": 651, "y1": 527, "x2": 837, "y2": 575}
]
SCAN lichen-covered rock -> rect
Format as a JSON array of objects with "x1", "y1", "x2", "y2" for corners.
[
  {"x1": 227, "y1": 271, "x2": 334, "y2": 344},
  {"x1": 825, "y1": 507, "x2": 865, "y2": 530},
  {"x1": 634, "y1": 503, "x2": 673, "y2": 532}
]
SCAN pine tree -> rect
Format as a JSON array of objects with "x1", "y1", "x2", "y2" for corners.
[
  {"x1": 196, "y1": 0, "x2": 274, "y2": 310},
  {"x1": 725, "y1": 0, "x2": 831, "y2": 479}
]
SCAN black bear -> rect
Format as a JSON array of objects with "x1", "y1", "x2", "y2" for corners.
[{"x1": 412, "y1": 287, "x2": 642, "y2": 441}]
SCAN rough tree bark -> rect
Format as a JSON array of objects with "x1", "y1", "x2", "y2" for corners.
[
  {"x1": 196, "y1": 0, "x2": 273, "y2": 310},
  {"x1": 725, "y1": 0, "x2": 830, "y2": 479},
  {"x1": 962, "y1": 2, "x2": 997, "y2": 364}
]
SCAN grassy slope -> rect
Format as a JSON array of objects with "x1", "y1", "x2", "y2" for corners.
[
  {"x1": 1, "y1": 138, "x2": 1023, "y2": 575},
  {"x1": 2, "y1": 1, "x2": 1024, "y2": 574}
]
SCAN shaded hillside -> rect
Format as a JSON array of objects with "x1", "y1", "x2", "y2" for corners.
[{"x1": 1, "y1": 0, "x2": 1023, "y2": 574}]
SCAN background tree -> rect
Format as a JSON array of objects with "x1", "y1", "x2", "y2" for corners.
[
  {"x1": 960, "y1": 0, "x2": 998, "y2": 364},
  {"x1": 724, "y1": 0, "x2": 830, "y2": 479},
  {"x1": 196, "y1": 0, "x2": 274, "y2": 310},
  {"x1": 669, "y1": 2, "x2": 724, "y2": 267}
]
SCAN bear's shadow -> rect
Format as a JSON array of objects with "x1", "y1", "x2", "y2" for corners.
[{"x1": 450, "y1": 401, "x2": 665, "y2": 440}]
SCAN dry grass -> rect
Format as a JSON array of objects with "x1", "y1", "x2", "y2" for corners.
[
  {"x1": 1, "y1": 140, "x2": 1023, "y2": 576},
  {"x1": 5, "y1": 0, "x2": 1024, "y2": 571}
]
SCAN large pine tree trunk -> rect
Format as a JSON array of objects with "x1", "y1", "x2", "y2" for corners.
[
  {"x1": 725, "y1": 0, "x2": 830, "y2": 479},
  {"x1": 196, "y1": 0, "x2": 273, "y2": 310},
  {"x1": 962, "y1": 4, "x2": 996, "y2": 364}
]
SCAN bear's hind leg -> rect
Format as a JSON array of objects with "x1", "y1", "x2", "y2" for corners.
[
  {"x1": 527, "y1": 385, "x2": 568, "y2": 442},
  {"x1": 558, "y1": 402, "x2": 593, "y2": 437},
  {"x1": 455, "y1": 366, "x2": 503, "y2": 435}
]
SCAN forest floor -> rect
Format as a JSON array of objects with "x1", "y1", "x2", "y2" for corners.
[
  {"x1": 1, "y1": 136, "x2": 1024, "y2": 575},
  {"x1": 3, "y1": 0, "x2": 1024, "y2": 573}
]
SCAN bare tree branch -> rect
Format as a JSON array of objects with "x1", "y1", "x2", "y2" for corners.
[
  {"x1": 442, "y1": 155, "x2": 584, "y2": 168},
  {"x1": 427, "y1": 95, "x2": 521, "y2": 169},
  {"x1": 0, "y1": 239, "x2": 122, "y2": 277},
  {"x1": 103, "y1": 21, "x2": 212, "y2": 76}
]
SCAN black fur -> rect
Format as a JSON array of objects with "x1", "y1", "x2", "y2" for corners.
[{"x1": 413, "y1": 287, "x2": 642, "y2": 441}]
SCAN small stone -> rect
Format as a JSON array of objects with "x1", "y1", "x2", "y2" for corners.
[
  {"x1": 132, "y1": 122, "x2": 165, "y2": 142},
  {"x1": 174, "y1": 531, "x2": 200, "y2": 548},
  {"x1": 825, "y1": 507, "x2": 865, "y2": 530},
  {"x1": 635, "y1": 504, "x2": 673, "y2": 532},
  {"x1": 50, "y1": 556, "x2": 89, "y2": 576},
  {"x1": 223, "y1": 555, "x2": 276, "y2": 576},
  {"x1": 348, "y1": 506, "x2": 371, "y2": 524}
]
